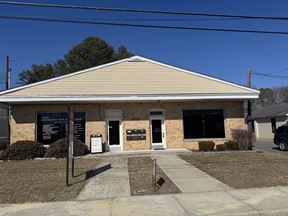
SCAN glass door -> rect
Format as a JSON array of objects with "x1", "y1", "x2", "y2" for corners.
[
  {"x1": 151, "y1": 119, "x2": 162, "y2": 144},
  {"x1": 150, "y1": 113, "x2": 165, "y2": 149},
  {"x1": 108, "y1": 120, "x2": 120, "y2": 145}
]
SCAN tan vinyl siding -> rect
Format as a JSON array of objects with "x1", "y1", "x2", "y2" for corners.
[{"x1": 6, "y1": 60, "x2": 252, "y2": 97}]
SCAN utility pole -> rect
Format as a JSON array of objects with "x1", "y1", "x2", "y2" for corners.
[
  {"x1": 5, "y1": 56, "x2": 11, "y2": 148},
  {"x1": 247, "y1": 68, "x2": 252, "y2": 131},
  {"x1": 247, "y1": 68, "x2": 251, "y2": 89},
  {"x1": 5, "y1": 56, "x2": 10, "y2": 90}
]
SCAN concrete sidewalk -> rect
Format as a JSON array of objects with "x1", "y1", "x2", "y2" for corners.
[
  {"x1": 155, "y1": 154, "x2": 232, "y2": 193},
  {"x1": 2, "y1": 187, "x2": 288, "y2": 216}
]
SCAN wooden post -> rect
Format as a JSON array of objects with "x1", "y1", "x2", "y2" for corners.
[
  {"x1": 247, "y1": 68, "x2": 253, "y2": 131},
  {"x1": 66, "y1": 107, "x2": 70, "y2": 186}
]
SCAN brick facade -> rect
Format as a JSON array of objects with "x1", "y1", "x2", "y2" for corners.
[{"x1": 10, "y1": 101, "x2": 246, "y2": 150}]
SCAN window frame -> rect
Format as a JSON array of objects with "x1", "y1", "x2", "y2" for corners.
[
  {"x1": 182, "y1": 108, "x2": 226, "y2": 141},
  {"x1": 148, "y1": 109, "x2": 166, "y2": 149}
]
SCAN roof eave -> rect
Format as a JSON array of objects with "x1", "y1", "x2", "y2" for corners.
[{"x1": 0, "y1": 93, "x2": 258, "y2": 103}]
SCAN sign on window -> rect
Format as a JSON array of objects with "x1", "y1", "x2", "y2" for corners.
[{"x1": 37, "y1": 112, "x2": 85, "y2": 144}]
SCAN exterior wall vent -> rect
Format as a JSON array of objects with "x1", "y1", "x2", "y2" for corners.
[{"x1": 128, "y1": 57, "x2": 146, "y2": 62}]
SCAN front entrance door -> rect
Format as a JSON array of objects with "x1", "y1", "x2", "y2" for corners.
[
  {"x1": 151, "y1": 119, "x2": 162, "y2": 144},
  {"x1": 108, "y1": 120, "x2": 120, "y2": 145},
  {"x1": 150, "y1": 112, "x2": 165, "y2": 149},
  {"x1": 105, "y1": 110, "x2": 123, "y2": 151}
]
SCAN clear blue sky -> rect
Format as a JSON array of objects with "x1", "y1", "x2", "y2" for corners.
[{"x1": 1, "y1": 0, "x2": 288, "y2": 90}]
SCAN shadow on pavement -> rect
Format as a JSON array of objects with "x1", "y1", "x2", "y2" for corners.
[
  {"x1": 85, "y1": 164, "x2": 112, "y2": 180},
  {"x1": 69, "y1": 164, "x2": 112, "y2": 186}
]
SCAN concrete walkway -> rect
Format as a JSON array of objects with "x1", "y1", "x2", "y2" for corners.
[
  {"x1": 155, "y1": 154, "x2": 232, "y2": 193},
  {"x1": 77, "y1": 156, "x2": 130, "y2": 200}
]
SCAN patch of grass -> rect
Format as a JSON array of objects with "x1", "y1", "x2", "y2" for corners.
[
  {"x1": 0, "y1": 158, "x2": 99, "y2": 203},
  {"x1": 128, "y1": 157, "x2": 180, "y2": 196},
  {"x1": 179, "y1": 151, "x2": 288, "y2": 189}
]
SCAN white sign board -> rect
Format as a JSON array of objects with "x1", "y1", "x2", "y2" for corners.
[{"x1": 91, "y1": 136, "x2": 102, "y2": 153}]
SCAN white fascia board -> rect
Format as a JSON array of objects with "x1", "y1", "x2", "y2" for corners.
[{"x1": 0, "y1": 94, "x2": 259, "y2": 103}]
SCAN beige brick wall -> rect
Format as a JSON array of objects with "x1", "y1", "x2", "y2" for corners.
[{"x1": 10, "y1": 101, "x2": 245, "y2": 150}]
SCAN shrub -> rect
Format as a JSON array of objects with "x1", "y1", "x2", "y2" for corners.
[
  {"x1": 0, "y1": 140, "x2": 46, "y2": 161},
  {"x1": 216, "y1": 144, "x2": 227, "y2": 151},
  {"x1": 44, "y1": 139, "x2": 88, "y2": 158},
  {"x1": 225, "y1": 141, "x2": 239, "y2": 151},
  {"x1": 232, "y1": 129, "x2": 256, "y2": 150},
  {"x1": 0, "y1": 148, "x2": 16, "y2": 161},
  {"x1": 198, "y1": 141, "x2": 215, "y2": 151}
]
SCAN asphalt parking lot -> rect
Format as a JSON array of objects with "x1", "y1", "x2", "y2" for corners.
[{"x1": 254, "y1": 139, "x2": 282, "y2": 152}]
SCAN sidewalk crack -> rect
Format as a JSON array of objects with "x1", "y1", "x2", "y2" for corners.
[
  {"x1": 171, "y1": 194, "x2": 190, "y2": 216},
  {"x1": 227, "y1": 190, "x2": 262, "y2": 215}
]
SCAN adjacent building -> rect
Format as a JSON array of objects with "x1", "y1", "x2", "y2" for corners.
[
  {"x1": 0, "y1": 56, "x2": 259, "y2": 151},
  {"x1": 0, "y1": 103, "x2": 8, "y2": 149},
  {"x1": 252, "y1": 103, "x2": 288, "y2": 139}
]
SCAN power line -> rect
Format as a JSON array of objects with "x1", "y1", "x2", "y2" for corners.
[
  {"x1": 1, "y1": 1, "x2": 288, "y2": 21},
  {"x1": 266, "y1": 67, "x2": 288, "y2": 75},
  {"x1": 49, "y1": 17, "x2": 243, "y2": 22},
  {"x1": 252, "y1": 72, "x2": 288, "y2": 79},
  {"x1": 252, "y1": 66, "x2": 288, "y2": 76},
  {"x1": 2, "y1": 15, "x2": 288, "y2": 35},
  {"x1": 10, "y1": 59, "x2": 56, "y2": 63}
]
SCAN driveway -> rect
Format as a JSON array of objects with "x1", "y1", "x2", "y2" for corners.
[{"x1": 254, "y1": 139, "x2": 282, "y2": 152}]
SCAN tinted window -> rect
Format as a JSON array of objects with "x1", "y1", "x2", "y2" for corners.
[
  {"x1": 150, "y1": 111, "x2": 163, "y2": 115},
  {"x1": 183, "y1": 109, "x2": 225, "y2": 139},
  {"x1": 37, "y1": 112, "x2": 85, "y2": 144},
  {"x1": 183, "y1": 110, "x2": 204, "y2": 139}
]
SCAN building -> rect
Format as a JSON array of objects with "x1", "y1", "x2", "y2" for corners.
[
  {"x1": 0, "y1": 56, "x2": 259, "y2": 151},
  {"x1": 0, "y1": 103, "x2": 8, "y2": 149},
  {"x1": 252, "y1": 103, "x2": 288, "y2": 139}
]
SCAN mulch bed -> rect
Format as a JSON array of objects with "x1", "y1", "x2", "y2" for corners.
[
  {"x1": 179, "y1": 151, "x2": 288, "y2": 189},
  {"x1": 128, "y1": 156, "x2": 181, "y2": 196},
  {"x1": 0, "y1": 158, "x2": 99, "y2": 203}
]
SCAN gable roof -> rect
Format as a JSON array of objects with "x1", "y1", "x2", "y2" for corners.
[
  {"x1": 0, "y1": 55, "x2": 259, "y2": 103},
  {"x1": 252, "y1": 103, "x2": 288, "y2": 119}
]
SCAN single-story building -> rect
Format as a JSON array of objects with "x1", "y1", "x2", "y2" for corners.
[
  {"x1": 0, "y1": 56, "x2": 259, "y2": 151},
  {"x1": 251, "y1": 103, "x2": 288, "y2": 139}
]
